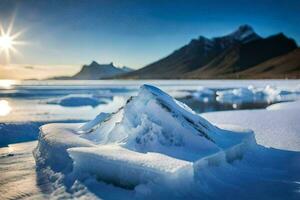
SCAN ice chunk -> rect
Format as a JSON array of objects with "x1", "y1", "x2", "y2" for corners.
[
  {"x1": 69, "y1": 145, "x2": 193, "y2": 188},
  {"x1": 192, "y1": 87, "x2": 215, "y2": 99},
  {"x1": 216, "y1": 87, "x2": 255, "y2": 103},
  {"x1": 34, "y1": 123, "x2": 94, "y2": 171},
  {"x1": 78, "y1": 112, "x2": 111, "y2": 133},
  {"x1": 82, "y1": 85, "x2": 253, "y2": 161},
  {"x1": 34, "y1": 84, "x2": 254, "y2": 188}
]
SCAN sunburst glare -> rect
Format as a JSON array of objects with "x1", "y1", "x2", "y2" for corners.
[{"x1": 0, "y1": 18, "x2": 27, "y2": 63}]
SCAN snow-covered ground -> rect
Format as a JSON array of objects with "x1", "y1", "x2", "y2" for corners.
[
  {"x1": 203, "y1": 102, "x2": 300, "y2": 151},
  {"x1": 0, "y1": 80, "x2": 300, "y2": 199},
  {"x1": 0, "y1": 141, "x2": 49, "y2": 199}
]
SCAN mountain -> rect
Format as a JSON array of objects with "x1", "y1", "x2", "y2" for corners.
[
  {"x1": 185, "y1": 33, "x2": 298, "y2": 78},
  {"x1": 122, "y1": 25, "x2": 262, "y2": 78},
  {"x1": 122, "y1": 25, "x2": 298, "y2": 79},
  {"x1": 238, "y1": 48, "x2": 300, "y2": 78},
  {"x1": 72, "y1": 61, "x2": 133, "y2": 79}
]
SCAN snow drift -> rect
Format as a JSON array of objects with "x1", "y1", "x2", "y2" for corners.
[{"x1": 34, "y1": 84, "x2": 255, "y2": 188}]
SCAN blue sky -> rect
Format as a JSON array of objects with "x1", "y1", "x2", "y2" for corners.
[{"x1": 0, "y1": 0, "x2": 299, "y2": 76}]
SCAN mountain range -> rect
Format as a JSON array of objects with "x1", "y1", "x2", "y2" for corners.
[
  {"x1": 121, "y1": 25, "x2": 299, "y2": 79},
  {"x1": 56, "y1": 25, "x2": 299, "y2": 79}
]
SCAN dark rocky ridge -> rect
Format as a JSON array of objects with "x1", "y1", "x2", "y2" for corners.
[{"x1": 121, "y1": 25, "x2": 298, "y2": 79}]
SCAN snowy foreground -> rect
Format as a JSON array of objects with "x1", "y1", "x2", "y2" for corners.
[{"x1": 32, "y1": 85, "x2": 300, "y2": 199}]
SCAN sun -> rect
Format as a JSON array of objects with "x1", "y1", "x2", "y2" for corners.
[
  {"x1": 0, "y1": 35, "x2": 14, "y2": 50},
  {"x1": 0, "y1": 19, "x2": 26, "y2": 63}
]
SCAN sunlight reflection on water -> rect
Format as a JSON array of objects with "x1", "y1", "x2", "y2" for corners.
[
  {"x1": 0, "y1": 100, "x2": 12, "y2": 116},
  {"x1": 0, "y1": 80, "x2": 18, "y2": 89}
]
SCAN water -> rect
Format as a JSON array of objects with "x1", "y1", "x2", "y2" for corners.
[
  {"x1": 178, "y1": 94, "x2": 275, "y2": 113},
  {"x1": 1, "y1": 79, "x2": 299, "y2": 122}
]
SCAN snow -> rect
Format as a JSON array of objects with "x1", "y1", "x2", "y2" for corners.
[
  {"x1": 0, "y1": 142, "x2": 48, "y2": 200},
  {"x1": 34, "y1": 84, "x2": 254, "y2": 190},
  {"x1": 203, "y1": 101, "x2": 300, "y2": 151},
  {"x1": 226, "y1": 25, "x2": 257, "y2": 42},
  {"x1": 1, "y1": 80, "x2": 300, "y2": 199},
  {"x1": 267, "y1": 100, "x2": 300, "y2": 110}
]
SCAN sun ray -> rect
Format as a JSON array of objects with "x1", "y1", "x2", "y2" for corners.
[
  {"x1": 12, "y1": 40, "x2": 28, "y2": 46},
  {"x1": 10, "y1": 46, "x2": 22, "y2": 58},
  {"x1": 0, "y1": 24, "x2": 4, "y2": 36},
  {"x1": 11, "y1": 31, "x2": 23, "y2": 40},
  {"x1": 7, "y1": 15, "x2": 16, "y2": 36},
  {"x1": 10, "y1": 46, "x2": 18, "y2": 54}
]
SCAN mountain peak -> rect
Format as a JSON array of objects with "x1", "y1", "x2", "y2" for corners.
[
  {"x1": 72, "y1": 61, "x2": 133, "y2": 79},
  {"x1": 226, "y1": 24, "x2": 259, "y2": 42},
  {"x1": 88, "y1": 61, "x2": 117, "y2": 68},
  {"x1": 90, "y1": 61, "x2": 99, "y2": 66},
  {"x1": 238, "y1": 24, "x2": 254, "y2": 32}
]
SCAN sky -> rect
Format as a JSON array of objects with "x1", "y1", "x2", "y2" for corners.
[{"x1": 0, "y1": 0, "x2": 299, "y2": 79}]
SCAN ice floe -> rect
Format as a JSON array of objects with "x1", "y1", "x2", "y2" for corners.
[
  {"x1": 216, "y1": 85, "x2": 300, "y2": 104},
  {"x1": 191, "y1": 87, "x2": 215, "y2": 102},
  {"x1": 47, "y1": 94, "x2": 111, "y2": 107}
]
